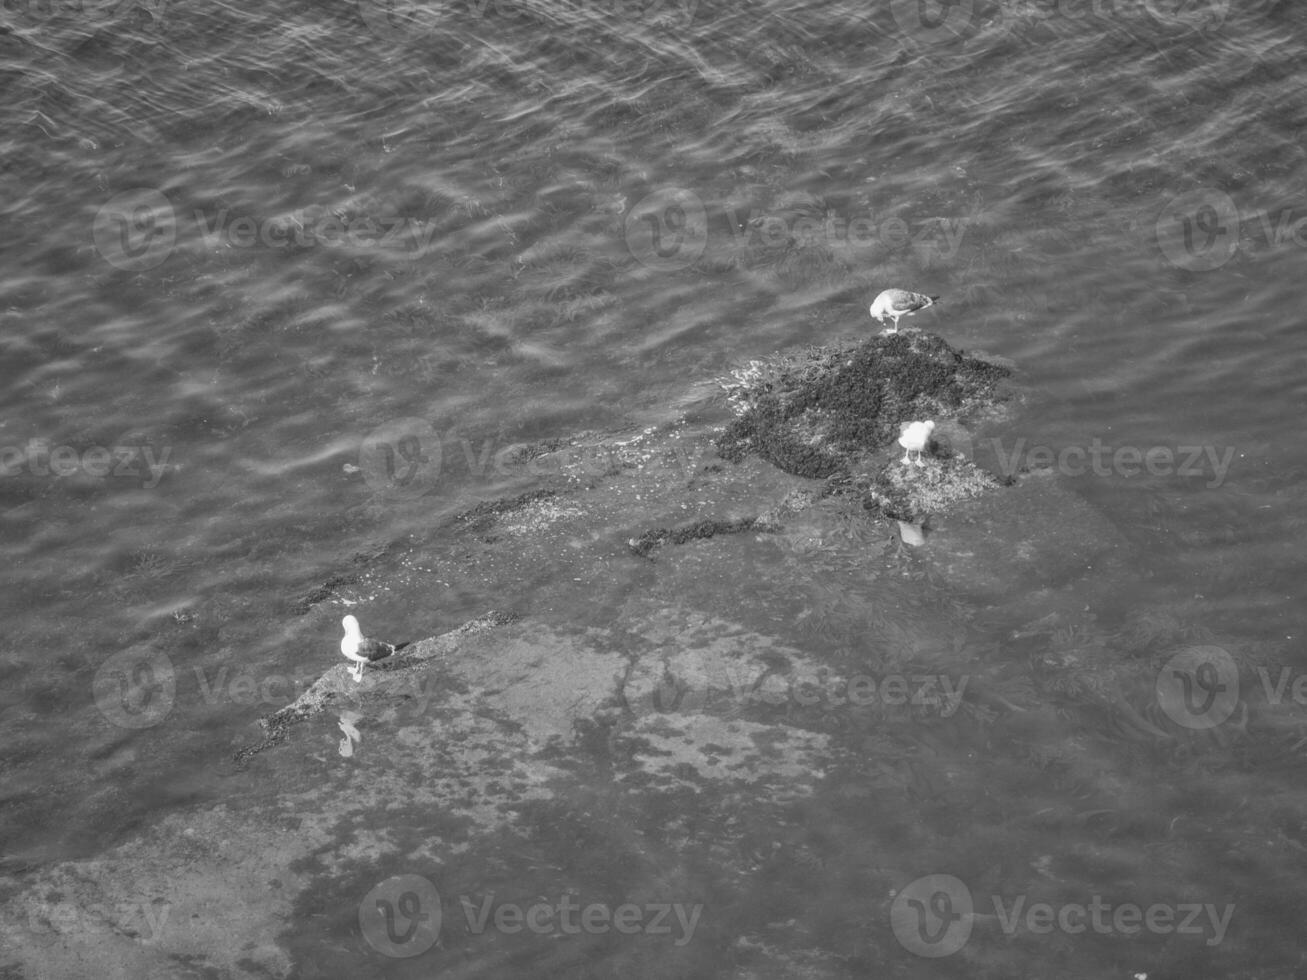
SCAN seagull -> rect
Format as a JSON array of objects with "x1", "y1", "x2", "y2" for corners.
[
  {"x1": 870, "y1": 289, "x2": 938, "y2": 333},
  {"x1": 898, "y1": 420, "x2": 935, "y2": 467},
  {"x1": 340, "y1": 615, "x2": 397, "y2": 682}
]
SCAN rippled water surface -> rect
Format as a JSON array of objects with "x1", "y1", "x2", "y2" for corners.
[{"x1": 3, "y1": 0, "x2": 1307, "y2": 975}]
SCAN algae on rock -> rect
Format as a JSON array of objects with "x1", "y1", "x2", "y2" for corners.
[{"x1": 717, "y1": 331, "x2": 1011, "y2": 524}]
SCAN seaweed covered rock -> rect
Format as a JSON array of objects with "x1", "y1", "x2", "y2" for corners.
[{"x1": 717, "y1": 331, "x2": 1009, "y2": 479}]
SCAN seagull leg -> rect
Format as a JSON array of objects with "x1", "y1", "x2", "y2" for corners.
[{"x1": 901, "y1": 450, "x2": 911, "y2": 465}]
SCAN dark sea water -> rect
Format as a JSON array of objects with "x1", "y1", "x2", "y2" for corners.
[{"x1": 3, "y1": 0, "x2": 1307, "y2": 975}]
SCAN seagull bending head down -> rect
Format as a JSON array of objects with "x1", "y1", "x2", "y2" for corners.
[
  {"x1": 898, "y1": 420, "x2": 935, "y2": 467},
  {"x1": 870, "y1": 289, "x2": 938, "y2": 333}
]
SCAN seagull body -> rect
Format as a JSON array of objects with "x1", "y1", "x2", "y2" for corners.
[
  {"x1": 340, "y1": 615, "x2": 397, "y2": 682},
  {"x1": 870, "y1": 289, "x2": 938, "y2": 333},
  {"x1": 898, "y1": 420, "x2": 935, "y2": 466}
]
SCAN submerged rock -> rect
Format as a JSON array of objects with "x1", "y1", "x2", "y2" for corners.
[{"x1": 11, "y1": 331, "x2": 1276, "y2": 980}]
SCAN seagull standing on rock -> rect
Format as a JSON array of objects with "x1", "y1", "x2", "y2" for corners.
[
  {"x1": 870, "y1": 289, "x2": 938, "y2": 333},
  {"x1": 898, "y1": 420, "x2": 935, "y2": 467},
  {"x1": 340, "y1": 614, "x2": 398, "y2": 682}
]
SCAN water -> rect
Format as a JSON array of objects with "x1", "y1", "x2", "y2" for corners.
[{"x1": 2, "y1": 0, "x2": 1306, "y2": 975}]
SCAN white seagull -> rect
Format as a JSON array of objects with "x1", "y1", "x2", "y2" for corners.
[
  {"x1": 340, "y1": 615, "x2": 397, "y2": 682},
  {"x1": 870, "y1": 289, "x2": 938, "y2": 333},
  {"x1": 898, "y1": 420, "x2": 935, "y2": 467}
]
